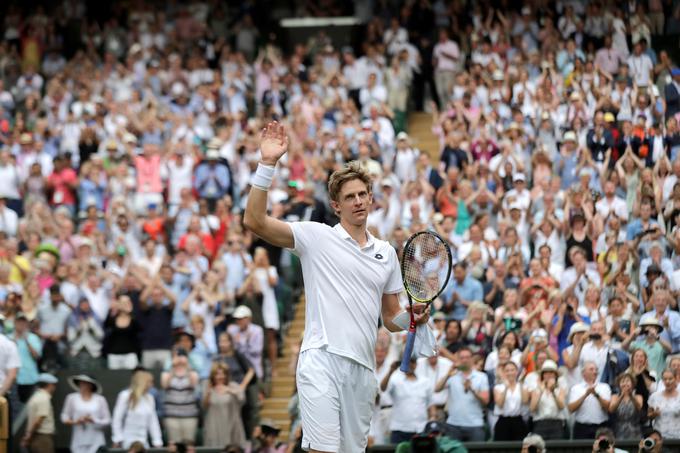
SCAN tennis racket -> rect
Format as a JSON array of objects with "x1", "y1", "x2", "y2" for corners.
[{"x1": 399, "y1": 231, "x2": 452, "y2": 372}]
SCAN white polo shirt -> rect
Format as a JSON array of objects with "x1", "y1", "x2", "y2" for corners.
[
  {"x1": 290, "y1": 222, "x2": 403, "y2": 370},
  {"x1": 568, "y1": 382, "x2": 611, "y2": 424},
  {"x1": 0, "y1": 334, "x2": 20, "y2": 389},
  {"x1": 386, "y1": 372, "x2": 432, "y2": 432}
]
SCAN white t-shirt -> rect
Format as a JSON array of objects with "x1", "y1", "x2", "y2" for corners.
[
  {"x1": 164, "y1": 158, "x2": 194, "y2": 205},
  {"x1": 628, "y1": 54, "x2": 654, "y2": 86},
  {"x1": 595, "y1": 196, "x2": 629, "y2": 221},
  {"x1": 0, "y1": 334, "x2": 20, "y2": 388},
  {"x1": 415, "y1": 356, "x2": 453, "y2": 407},
  {"x1": 578, "y1": 342, "x2": 609, "y2": 380},
  {"x1": 493, "y1": 383, "x2": 524, "y2": 416},
  {"x1": 289, "y1": 222, "x2": 403, "y2": 370},
  {"x1": 387, "y1": 372, "x2": 432, "y2": 432}
]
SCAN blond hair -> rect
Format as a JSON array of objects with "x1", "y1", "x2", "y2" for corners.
[
  {"x1": 327, "y1": 161, "x2": 372, "y2": 202},
  {"x1": 128, "y1": 371, "x2": 152, "y2": 409}
]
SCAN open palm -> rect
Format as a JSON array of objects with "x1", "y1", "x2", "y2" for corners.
[{"x1": 260, "y1": 121, "x2": 289, "y2": 165}]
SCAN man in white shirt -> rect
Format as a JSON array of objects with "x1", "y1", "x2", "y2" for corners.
[
  {"x1": 560, "y1": 247, "x2": 602, "y2": 305},
  {"x1": 381, "y1": 358, "x2": 436, "y2": 443},
  {"x1": 244, "y1": 122, "x2": 429, "y2": 453},
  {"x1": 416, "y1": 354, "x2": 453, "y2": 421},
  {"x1": 595, "y1": 181, "x2": 628, "y2": 221},
  {"x1": 575, "y1": 321, "x2": 609, "y2": 380},
  {"x1": 568, "y1": 361, "x2": 611, "y2": 439},
  {"x1": 0, "y1": 197, "x2": 18, "y2": 237},
  {"x1": 432, "y1": 29, "x2": 460, "y2": 107},
  {"x1": 0, "y1": 151, "x2": 22, "y2": 214},
  {"x1": 628, "y1": 41, "x2": 654, "y2": 87}
]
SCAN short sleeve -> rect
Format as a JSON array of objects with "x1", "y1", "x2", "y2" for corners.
[
  {"x1": 289, "y1": 222, "x2": 329, "y2": 257},
  {"x1": 383, "y1": 247, "x2": 404, "y2": 295},
  {"x1": 598, "y1": 384, "x2": 611, "y2": 399},
  {"x1": 568, "y1": 385, "x2": 584, "y2": 404},
  {"x1": 475, "y1": 373, "x2": 489, "y2": 392},
  {"x1": 5, "y1": 341, "x2": 20, "y2": 370}
]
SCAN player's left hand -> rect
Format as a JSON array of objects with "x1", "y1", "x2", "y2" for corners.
[{"x1": 408, "y1": 303, "x2": 430, "y2": 325}]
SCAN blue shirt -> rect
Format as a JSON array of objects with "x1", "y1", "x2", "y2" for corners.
[
  {"x1": 11, "y1": 332, "x2": 42, "y2": 385},
  {"x1": 445, "y1": 370, "x2": 489, "y2": 427},
  {"x1": 447, "y1": 276, "x2": 484, "y2": 320},
  {"x1": 626, "y1": 218, "x2": 659, "y2": 241},
  {"x1": 193, "y1": 162, "x2": 231, "y2": 199}
]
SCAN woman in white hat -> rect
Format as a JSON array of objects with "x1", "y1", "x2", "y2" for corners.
[
  {"x1": 563, "y1": 321, "x2": 589, "y2": 387},
  {"x1": 60, "y1": 374, "x2": 111, "y2": 453},
  {"x1": 529, "y1": 360, "x2": 567, "y2": 440}
]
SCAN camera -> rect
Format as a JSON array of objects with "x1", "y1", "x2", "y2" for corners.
[
  {"x1": 598, "y1": 439, "x2": 610, "y2": 451},
  {"x1": 411, "y1": 434, "x2": 437, "y2": 453},
  {"x1": 643, "y1": 437, "x2": 656, "y2": 450}
]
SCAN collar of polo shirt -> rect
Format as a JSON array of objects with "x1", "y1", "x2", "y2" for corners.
[{"x1": 333, "y1": 223, "x2": 376, "y2": 251}]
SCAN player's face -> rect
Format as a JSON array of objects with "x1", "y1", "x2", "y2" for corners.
[{"x1": 333, "y1": 179, "x2": 372, "y2": 226}]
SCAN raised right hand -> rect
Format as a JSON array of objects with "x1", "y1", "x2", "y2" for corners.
[{"x1": 260, "y1": 121, "x2": 289, "y2": 166}]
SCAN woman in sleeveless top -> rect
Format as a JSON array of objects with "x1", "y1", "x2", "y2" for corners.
[
  {"x1": 202, "y1": 362, "x2": 247, "y2": 447},
  {"x1": 609, "y1": 373, "x2": 643, "y2": 440},
  {"x1": 161, "y1": 351, "x2": 199, "y2": 444},
  {"x1": 493, "y1": 361, "x2": 528, "y2": 441},
  {"x1": 529, "y1": 360, "x2": 566, "y2": 440}
]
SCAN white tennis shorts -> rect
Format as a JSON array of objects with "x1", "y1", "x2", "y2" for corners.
[{"x1": 297, "y1": 348, "x2": 377, "y2": 452}]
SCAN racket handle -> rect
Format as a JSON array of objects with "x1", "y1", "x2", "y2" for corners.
[{"x1": 399, "y1": 329, "x2": 417, "y2": 373}]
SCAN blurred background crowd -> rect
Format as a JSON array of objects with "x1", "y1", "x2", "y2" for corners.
[{"x1": 1, "y1": 0, "x2": 680, "y2": 451}]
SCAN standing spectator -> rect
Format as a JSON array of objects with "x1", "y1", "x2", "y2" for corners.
[
  {"x1": 202, "y1": 362, "x2": 246, "y2": 448},
  {"x1": 251, "y1": 247, "x2": 280, "y2": 377},
  {"x1": 138, "y1": 277, "x2": 176, "y2": 370},
  {"x1": 568, "y1": 361, "x2": 612, "y2": 439},
  {"x1": 227, "y1": 306, "x2": 264, "y2": 380},
  {"x1": 435, "y1": 347, "x2": 489, "y2": 441},
  {"x1": 380, "y1": 358, "x2": 435, "y2": 443},
  {"x1": 67, "y1": 299, "x2": 104, "y2": 372},
  {"x1": 493, "y1": 361, "x2": 527, "y2": 441},
  {"x1": 37, "y1": 285, "x2": 71, "y2": 372},
  {"x1": 608, "y1": 373, "x2": 643, "y2": 440},
  {"x1": 103, "y1": 295, "x2": 140, "y2": 370},
  {"x1": 60, "y1": 374, "x2": 111, "y2": 453},
  {"x1": 432, "y1": 29, "x2": 460, "y2": 108},
  {"x1": 528, "y1": 360, "x2": 567, "y2": 440},
  {"x1": 111, "y1": 369, "x2": 163, "y2": 449},
  {"x1": 161, "y1": 349, "x2": 199, "y2": 445},
  {"x1": 22, "y1": 373, "x2": 58, "y2": 453},
  {"x1": 193, "y1": 149, "x2": 233, "y2": 212},
  {"x1": 415, "y1": 353, "x2": 453, "y2": 423},
  {"x1": 10, "y1": 312, "x2": 41, "y2": 402},
  {"x1": 648, "y1": 369, "x2": 680, "y2": 440},
  {"x1": 132, "y1": 142, "x2": 164, "y2": 216}
]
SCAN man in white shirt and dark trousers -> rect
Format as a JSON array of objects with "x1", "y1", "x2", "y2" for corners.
[
  {"x1": 416, "y1": 353, "x2": 452, "y2": 422},
  {"x1": 244, "y1": 122, "x2": 430, "y2": 453},
  {"x1": 435, "y1": 346, "x2": 490, "y2": 441},
  {"x1": 568, "y1": 361, "x2": 611, "y2": 439},
  {"x1": 381, "y1": 357, "x2": 436, "y2": 444}
]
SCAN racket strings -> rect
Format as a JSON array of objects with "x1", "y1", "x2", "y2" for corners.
[{"x1": 402, "y1": 234, "x2": 449, "y2": 301}]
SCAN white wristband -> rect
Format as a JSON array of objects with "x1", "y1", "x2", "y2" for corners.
[{"x1": 250, "y1": 163, "x2": 275, "y2": 191}]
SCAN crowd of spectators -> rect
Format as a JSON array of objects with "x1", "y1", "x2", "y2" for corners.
[{"x1": 0, "y1": 0, "x2": 680, "y2": 451}]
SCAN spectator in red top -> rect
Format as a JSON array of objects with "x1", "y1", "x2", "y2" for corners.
[
  {"x1": 46, "y1": 155, "x2": 78, "y2": 216},
  {"x1": 470, "y1": 130, "x2": 499, "y2": 163},
  {"x1": 178, "y1": 216, "x2": 214, "y2": 258},
  {"x1": 132, "y1": 142, "x2": 164, "y2": 216}
]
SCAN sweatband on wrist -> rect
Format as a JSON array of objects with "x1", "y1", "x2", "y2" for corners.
[{"x1": 250, "y1": 163, "x2": 275, "y2": 190}]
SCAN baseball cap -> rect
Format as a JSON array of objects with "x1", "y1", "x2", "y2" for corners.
[
  {"x1": 513, "y1": 173, "x2": 526, "y2": 182},
  {"x1": 604, "y1": 112, "x2": 615, "y2": 122}
]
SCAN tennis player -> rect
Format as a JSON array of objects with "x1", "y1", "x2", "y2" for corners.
[{"x1": 244, "y1": 122, "x2": 429, "y2": 452}]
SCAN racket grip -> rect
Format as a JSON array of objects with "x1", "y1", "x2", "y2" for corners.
[{"x1": 399, "y1": 329, "x2": 417, "y2": 373}]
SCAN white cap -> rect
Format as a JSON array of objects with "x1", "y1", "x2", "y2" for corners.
[
  {"x1": 563, "y1": 131, "x2": 577, "y2": 142},
  {"x1": 233, "y1": 305, "x2": 253, "y2": 319},
  {"x1": 492, "y1": 70, "x2": 504, "y2": 81},
  {"x1": 513, "y1": 173, "x2": 526, "y2": 182},
  {"x1": 206, "y1": 149, "x2": 220, "y2": 160},
  {"x1": 396, "y1": 131, "x2": 410, "y2": 142}
]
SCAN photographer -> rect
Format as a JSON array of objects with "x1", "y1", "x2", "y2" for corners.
[
  {"x1": 624, "y1": 318, "x2": 669, "y2": 378},
  {"x1": 638, "y1": 429, "x2": 664, "y2": 453},
  {"x1": 521, "y1": 433, "x2": 546, "y2": 453},
  {"x1": 591, "y1": 427, "x2": 627, "y2": 453}
]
